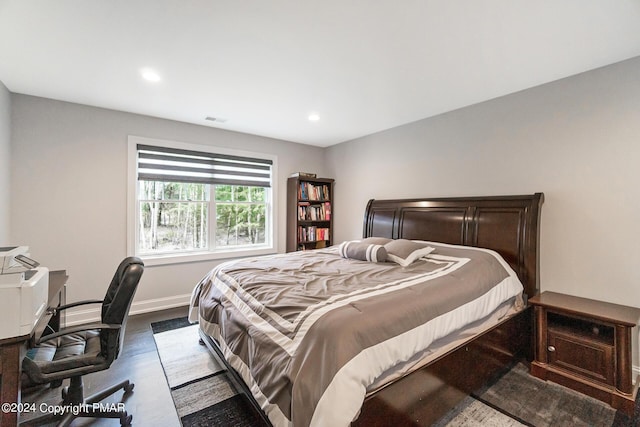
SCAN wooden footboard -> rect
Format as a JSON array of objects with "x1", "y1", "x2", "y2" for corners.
[{"x1": 353, "y1": 307, "x2": 533, "y2": 426}]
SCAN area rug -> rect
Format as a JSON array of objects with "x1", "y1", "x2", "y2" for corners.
[
  {"x1": 152, "y1": 319, "x2": 268, "y2": 426},
  {"x1": 152, "y1": 318, "x2": 631, "y2": 427}
]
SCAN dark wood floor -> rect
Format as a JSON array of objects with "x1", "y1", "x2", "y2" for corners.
[{"x1": 22, "y1": 306, "x2": 190, "y2": 427}]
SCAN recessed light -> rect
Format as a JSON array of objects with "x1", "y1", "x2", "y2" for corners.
[
  {"x1": 140, "y1": 68, "x2": 161, "y2": 82},
  {"x1": 308, "y1": 113, "x2": 320, "y2": 122}
]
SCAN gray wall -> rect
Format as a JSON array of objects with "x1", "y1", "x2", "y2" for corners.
[
  {"x1": 0, "y1": 81, "x2": 10, "y2": 243},
  {"x1": 10, "y1": 95, "x2": 326, "y2": 318},
  {"x1": 326, "y1": 56, "x2": 640, "y2": 308}
]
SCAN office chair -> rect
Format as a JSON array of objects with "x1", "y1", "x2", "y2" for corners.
[{"x1": 21, "y1": 257, "x2": 144, "y2": 427}]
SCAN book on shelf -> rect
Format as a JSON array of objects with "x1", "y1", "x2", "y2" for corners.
[
  {"x1": 298, "y1": 182, "x2": 331, "y2": 201},
  {"x1": 297, "y1": 226, "x2": 330, "y2": 243},
  {"x1": 298, "y1": 201, "x2": 331, "y2": 221}
]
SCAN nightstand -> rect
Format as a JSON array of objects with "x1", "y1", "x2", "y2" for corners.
[{"x1": 530, "y1": 291, "x2": 640, "y2": 415}]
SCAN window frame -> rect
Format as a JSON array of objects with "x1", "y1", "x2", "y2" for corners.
[{"x1": 128, "y1": 136, "x2": 278, "y2": 266}]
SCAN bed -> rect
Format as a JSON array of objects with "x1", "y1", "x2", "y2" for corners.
[{"x1": 190, "y1": 193, "x2": 544, "y2": 426}]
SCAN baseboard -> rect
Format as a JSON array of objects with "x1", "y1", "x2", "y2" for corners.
[{"x1": 65, "y1": 294, "x2": 191, "y2": 326}]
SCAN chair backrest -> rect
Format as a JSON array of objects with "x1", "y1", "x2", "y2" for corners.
[{"x1": 100, "y1": 257, "x2": 144, "y2": 362}]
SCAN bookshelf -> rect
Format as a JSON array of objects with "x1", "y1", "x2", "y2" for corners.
[{"x1": 286, "y1": 176, "x2": 334, "y2": 252}]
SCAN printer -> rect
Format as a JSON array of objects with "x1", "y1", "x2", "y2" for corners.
[{"x1": 0, "y1": 246, "x2": 49, "y2": 339}]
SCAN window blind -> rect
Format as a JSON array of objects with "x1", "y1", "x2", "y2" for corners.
[{"x1": 137, "y1": 144, "x2": 272, "y2": 187}]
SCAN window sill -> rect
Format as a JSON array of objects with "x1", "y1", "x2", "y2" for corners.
[{"x1": 138, "y1": 246, "x2": 277, "y2": 267}]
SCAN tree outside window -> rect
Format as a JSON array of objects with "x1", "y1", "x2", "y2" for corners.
[{"x1": 138, "y1": 182, "x2": 267, "y2": 254}]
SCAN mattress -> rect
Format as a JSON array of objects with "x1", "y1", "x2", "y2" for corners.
[{"x1": 189, "y1": 241, "x2": 525, "y2": 426}]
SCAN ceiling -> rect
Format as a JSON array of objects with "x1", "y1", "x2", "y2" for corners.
[{"x1": 1, "y1": 1, "x2": 640, "y2": 147}]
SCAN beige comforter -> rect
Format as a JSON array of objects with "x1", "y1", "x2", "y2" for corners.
[{"x1": 190, "y1": 242, "x2": 524, "y2": 427}]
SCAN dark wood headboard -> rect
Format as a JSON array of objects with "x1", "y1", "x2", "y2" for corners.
[{"x1": 363, "y1": 193, "x2": 544, "y2": 299}]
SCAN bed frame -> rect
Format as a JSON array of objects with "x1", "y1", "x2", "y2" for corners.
[
  {"x1": 200, "y1": 193, "x2": 544, "y2": 426},
  {"x1": 353, "y1": 193, "x2": 544, "y2": 426}
]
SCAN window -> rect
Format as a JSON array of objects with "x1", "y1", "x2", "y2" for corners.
[
  {"x1": 138, "y1": 181, "x2": 210, "y2": 253},
  {"x1": 128, "y1": 137, "x2": 276, "y2": 264}
]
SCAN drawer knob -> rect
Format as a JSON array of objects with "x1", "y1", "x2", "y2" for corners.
[{"x1": 547, "y1": 345, "x2": 556, "y2": 352}]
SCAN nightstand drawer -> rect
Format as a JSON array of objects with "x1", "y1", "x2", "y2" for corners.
[{"x1": 547, "y1": 330, "x2": 614, "y2": 385}]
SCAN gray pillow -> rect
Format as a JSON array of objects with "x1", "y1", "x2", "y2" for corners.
[
  {"x1": 338, "y1": 240, "x2": 388, "y2": 262},
  {"x1": 361, "y1": 237, "x2": 392, "y2": 245},
  {"x1": 384, "y1": 239, "x2": 435, "y2": 266}
]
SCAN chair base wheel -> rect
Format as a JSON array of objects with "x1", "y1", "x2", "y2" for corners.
[
  {"x1": 20, "y1": 378, "x2": 136, "y2": 426},
  {"x1": 120, "y1": 412, "x2": 133, "y2": 426}
]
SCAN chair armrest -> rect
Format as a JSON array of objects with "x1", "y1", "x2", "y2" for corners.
[
  {"x1": 36, "y1": 323, "x2": 121, "y2": 345},
  {"x1": 49, "y1": 299, "x2": 103, "y2": 316}
]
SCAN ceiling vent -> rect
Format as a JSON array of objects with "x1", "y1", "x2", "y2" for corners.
[{"x1": 205, "y1": 116, "x2": 227, "y2": 123}]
